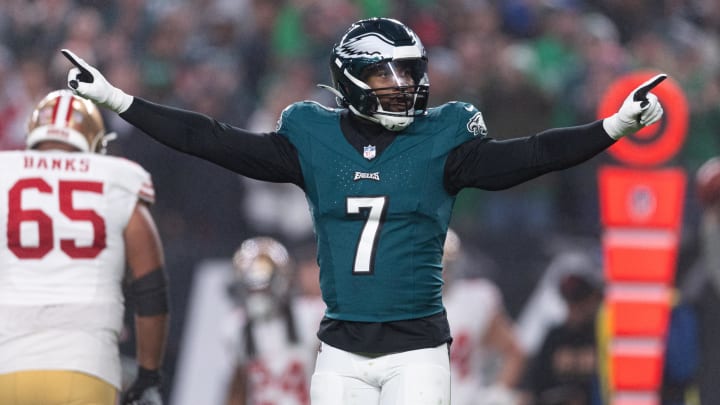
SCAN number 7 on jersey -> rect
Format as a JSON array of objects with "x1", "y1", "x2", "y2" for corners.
[{"x1": 346, "y1": 196, "x2": 387, "y2": 275}]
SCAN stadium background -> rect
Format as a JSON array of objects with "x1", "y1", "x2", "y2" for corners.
[{"x1": 1, "y1": 0, "x2": 719, "y2": 401}]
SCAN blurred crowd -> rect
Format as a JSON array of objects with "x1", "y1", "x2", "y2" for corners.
[{"x1": 2, "y1": 0, "x2": 720, "y2": 402}]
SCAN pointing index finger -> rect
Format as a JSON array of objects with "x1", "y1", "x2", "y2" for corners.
[
  {"x1": 61, "y1": 49, "x2": 94, "y2": 83},
  {"x1": 633, "y1": 73, "x2": 668, "y2": 105}
]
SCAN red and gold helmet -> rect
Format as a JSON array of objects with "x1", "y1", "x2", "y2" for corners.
[
  {"x1": 231, "y1": 236, "x2": 292, "y2": 296},
  {"x1": 26, "y1": 90, "x2": 109, "y2": 153}
]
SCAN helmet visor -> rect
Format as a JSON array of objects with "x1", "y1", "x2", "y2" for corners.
[
  {"x1": 359, "y1": 60, "x2": 429, "y2": 116},
  {"x1": 360, "y1": 59, "x2": 427, "y2": 87}
]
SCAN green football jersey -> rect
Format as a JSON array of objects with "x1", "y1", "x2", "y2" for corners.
[{"x1": 277, "y1": 100, "x2": 486, "y2": 322}]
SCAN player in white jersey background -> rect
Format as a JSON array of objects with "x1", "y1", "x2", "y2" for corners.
[
  {"x1": 443, "y1": 229, "x2": 527, "y2": 405},
  {"x1": 0, "y1": 90, "x2": 170, "y2": 405},
  {"x1": 223, "y1": 237, "x2": 326, "y2": 405}
]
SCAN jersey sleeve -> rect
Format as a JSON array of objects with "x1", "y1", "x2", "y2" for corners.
[
  {"x1": 111, "y1": 157, "x2": 156, "y2": 205},
  {"x1": 275, "y1": 103, "x2": 300, "y2": 136},
  {"x1": 275, "y1": 101, "x2": 324, "y2": 147},
  {"x1": 449, "y1": 101, "x2": 488, "y2": 141}
]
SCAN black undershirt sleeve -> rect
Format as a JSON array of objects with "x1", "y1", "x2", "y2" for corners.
[
  {"x1": 120, "y1": 98, "x2": 305, "y2": 188},
  {"x1": 443, "y1": 120, "x2": 615, "y2": 195}
]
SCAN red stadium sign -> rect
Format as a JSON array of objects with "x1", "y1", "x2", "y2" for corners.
[{"x1": 597, "y1": 71, "x2": 689, "y2": 167}]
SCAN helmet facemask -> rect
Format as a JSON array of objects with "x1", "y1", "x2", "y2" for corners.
[{"x1": 352, "y1": 59, "x2": 429, "y2": 131}]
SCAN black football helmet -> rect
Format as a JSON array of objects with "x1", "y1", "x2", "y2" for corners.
[{"x1": 324, "y1": 18, "x2": 429, "y2": 131}]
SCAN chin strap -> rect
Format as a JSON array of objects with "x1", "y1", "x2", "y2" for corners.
[{"x1": 317, "y1": 84, "x2": 345, "y2": 107}]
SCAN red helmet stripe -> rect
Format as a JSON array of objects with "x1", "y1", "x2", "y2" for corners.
[{"x1": 52, "y1": 92, "x2": 73, "y2": 127}]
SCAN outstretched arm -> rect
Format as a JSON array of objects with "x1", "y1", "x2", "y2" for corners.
[
  {"x1": 445, "y1": 74, "x2": 667, "y2": 193},
  {"x1": 445, "y1": 120, "x2": 613, "y2": 192},
  {"x1": 120, "y1": 98, "x2": 304, "y2": 185},
  {"x1": 61, "y1": 49, "x2": 303, "y2": 186}
]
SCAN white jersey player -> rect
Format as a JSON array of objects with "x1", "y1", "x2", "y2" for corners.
[
  {"x1": 0, "y1": 90, "x2": 169, "y2": 405},
  {"x1": 442, "y1": 230, "x2": 526, "y2": 405},
  {"x1": 224, "y1": 237, "x2": 326, "y2": 405}
]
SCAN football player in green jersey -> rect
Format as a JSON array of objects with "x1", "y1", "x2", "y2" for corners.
[{"x1": 61, "y1": 17, "x2": 665, "y2": 405}]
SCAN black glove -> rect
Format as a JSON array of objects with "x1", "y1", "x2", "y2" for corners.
[{"x1": 121, "y1": 367, "x2": 163, "y2": 405}]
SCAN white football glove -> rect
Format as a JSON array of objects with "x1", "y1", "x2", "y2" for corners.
[
  {"x1": 602, "y1": 73, "x2": 667, "y2": 140},
  {"x1": 61, "y1": 49, "x2": 133, "y2": 113}
]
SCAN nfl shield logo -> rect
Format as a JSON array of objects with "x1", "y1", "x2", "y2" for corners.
[{"x1": 363, "y1": 145, "x2": 376, "y2": 160}]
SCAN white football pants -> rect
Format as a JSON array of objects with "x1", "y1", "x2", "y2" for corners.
[{"x1": 310, "y1": 342, "x2": 451, "y2": 405}]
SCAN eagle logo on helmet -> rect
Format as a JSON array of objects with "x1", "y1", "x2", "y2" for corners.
[{"x1": 335, "y1": 33, "x2": 398, "y2": 60}]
